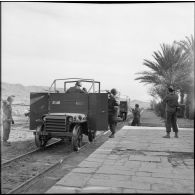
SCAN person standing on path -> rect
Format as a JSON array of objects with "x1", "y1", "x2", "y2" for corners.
[
  {"x1": 163, "y1": 86, "x2": 179, "y2": 138},
  {"x1": 108, "y1": 88, "x2": 120, "y2": 138},
  {"x1": 131, "y1": 104, "x2": 141, "y2": 126},
  {"x1": 2, "y1": 95, "x2": 15, "y2": 146}
]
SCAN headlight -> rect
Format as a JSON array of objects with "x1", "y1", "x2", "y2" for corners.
[
  {"x1": 78, "y1": 115, "x2": 82, "y2": 120},
  {"x1": 68, "y1": 116, "x2": 73, "y2": 122}
]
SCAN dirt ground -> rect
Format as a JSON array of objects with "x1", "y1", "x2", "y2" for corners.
[{"x1": 1, "y1": 115, "x2": 40, "y2": 163}]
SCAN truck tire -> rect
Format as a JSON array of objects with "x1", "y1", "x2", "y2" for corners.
[
  {"x1": 72, "y1": 125, "x2": 83, "y2": 151},
  {"x1": 88, "y1": 130, "x2": 96, "y2": 142},
  {"x1": 35, "y1": 125, "x2": 48, "y2": 149}
]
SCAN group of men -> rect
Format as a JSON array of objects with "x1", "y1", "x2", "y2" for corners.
[
  {"x1": 65, "y1": 83, "x2": 180, "y2": 139},
  {"x1": 2, "y1": 82, "x2": 179, "y2": 147}
]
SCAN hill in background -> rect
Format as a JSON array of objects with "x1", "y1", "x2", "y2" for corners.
[
  {"x1": 1, "y1": 82, "x2": 150, "y2": 108},
  {"x1": 130, "y1": 99, "x2": 150, "y2": 109},
  {"x1": 1, "y1": 82, "x2": 49, "y2": 104}
]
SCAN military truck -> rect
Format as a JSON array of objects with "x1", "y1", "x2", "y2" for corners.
[
  {"x1": 118, "y1": 96, "x2": 130, "y2": 121},
  {"x1": 30, "y1": 78, "x2": 108, "y2": 151}
]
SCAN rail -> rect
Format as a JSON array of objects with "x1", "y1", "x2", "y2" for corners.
[
  {"x1": 5, "y1": 129, "x2": 111, "y2": 194},
  {"x1": 2, "y1": 139, "x2": 61, "y2": 167}
]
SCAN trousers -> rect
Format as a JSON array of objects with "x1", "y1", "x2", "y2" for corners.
[
  {"x1": 3, "y1": 121, "x2": 11, "y2": 141},
  {"x1": 165, "y1": 111, "x2": 178, "y2": 133},
  {"x1": 131, "y1": 118, "x2": 140, "y2": 126},
  {"x1": 108, "y1": 114, "x2": 117, "y2": 135}
]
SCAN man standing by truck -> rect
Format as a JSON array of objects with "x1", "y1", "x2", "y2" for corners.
[
  {"x1": 108, "y1": 88, "x2": 120, "y2": 138},
  {"x1": 2, "y1": 95, "x2": 15, "y2": 146}
]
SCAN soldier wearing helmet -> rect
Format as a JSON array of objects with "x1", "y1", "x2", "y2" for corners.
[
  {"x1": 2, "y1": 95, "x2": 15, "y2": 146},
  {"x1": 163, "y1": 85, "x2": 179, "y2": 138},
  {"x1": 66, "y1": 81, "x2": 87, "y2": 94},
  {"x1": 108, "y1": 88, "x2": 120, "y2": 138}
]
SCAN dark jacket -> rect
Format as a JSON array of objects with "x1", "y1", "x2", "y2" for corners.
[
  {"x1": 132, "y1": 107, "x2": 141, "y2": 119},
  {"x1": 108, "y1": 95, "x2": 120, "y2": 116},
  {"x1": 66, "y1": 86, "x2": 86, "y2": 94},
  {"x1": 163, "y1": 93, "x2": 179, "y2": 112}
]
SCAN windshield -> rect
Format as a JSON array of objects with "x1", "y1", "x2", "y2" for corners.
[{"x1": 49, "y1": 78, "x2": 100, "y2": 93}]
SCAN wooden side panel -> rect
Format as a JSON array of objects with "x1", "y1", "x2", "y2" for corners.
[
  {"x1": 49, "y1": 93, "x2": 88, "y2": 114},
  {"x1": 30, "y1": 93, "x2": 49, "y2": 130},
  {"x1": 88, "y1": 93, "x2": 108, "y2": 130}
]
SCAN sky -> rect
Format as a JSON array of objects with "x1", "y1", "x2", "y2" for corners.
[{"x1": 1, "y1": 2, "x2": 194, "y2": 101}]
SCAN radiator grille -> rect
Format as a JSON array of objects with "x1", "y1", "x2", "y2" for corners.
[{"x1": 45, "y1": 116, "x2": 67, "y2": 132}]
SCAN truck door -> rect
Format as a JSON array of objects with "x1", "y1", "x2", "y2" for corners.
[
  {"x1": 88, "y1": 93, "x2": 108, "y2": 131},
  {"x1": 30, "y1": 93, "x2": 49, "y2": 130}
]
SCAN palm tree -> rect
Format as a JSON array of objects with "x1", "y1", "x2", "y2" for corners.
[
  {"x1": 135, "y1": 43, "x2": 186, "y2": 100},
  {"x1": 135, "y1": 35, "x2": 194, "y2": 119},
  {"x1": 175, "y1": 35, "x2": 194, "y2": 118},
  {"x1": 148, "y1": 85, "x2": 167, "y2": 100},
  {"x1": 175, "y1": 35, "x2": 194, "y2": 66}
]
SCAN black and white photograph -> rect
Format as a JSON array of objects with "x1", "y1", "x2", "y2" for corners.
[{"x1": 1, "y1": 1, "x2": 194, "y2": 194}]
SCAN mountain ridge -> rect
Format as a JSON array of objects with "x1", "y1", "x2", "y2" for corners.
[{"x1": 1, "y1": 82, "x2": 150, "y2": 108}]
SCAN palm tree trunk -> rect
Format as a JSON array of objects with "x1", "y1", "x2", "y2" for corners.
[{"x1": 180, "y1": 91, "x2": 184, "y2": 104}]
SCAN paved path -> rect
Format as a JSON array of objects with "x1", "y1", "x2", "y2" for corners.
[
  {"x1": 46, "y1": 126, "x2": 194, "y2": 193},
  {"x1": 140, "y1": 109, "x2": 194, "y2": 128}
]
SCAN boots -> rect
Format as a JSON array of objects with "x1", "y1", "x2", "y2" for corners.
[
  {"x1": 174, "y1": 132, "x2": 179, "y2": 138},
  {"x1": 162, "y1": 132, "x2": 170, "y2": 138},
  {"x1": 109, "y1": 133, "x2": 115, "y2": 138}
]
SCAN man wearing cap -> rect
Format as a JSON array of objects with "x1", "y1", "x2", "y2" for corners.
[
  {"x1": 163, "y1": 86, "x2": 179, "y2": 138},
  {"x1": 2, "y1": 95, "x2": 15, "y2": 146},
  {"x1": 66, "y1": 81, "x2": 87, "y2": 94},
  {"x1": 108, "y1": 88, "x2": 120, "y2": 138}
]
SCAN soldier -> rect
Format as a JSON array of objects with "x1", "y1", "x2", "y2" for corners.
[
  {"x1": 2, "y1": 95, "x2": 15, "y2": 146},
  {"x1": 108, "y1": 88, "x2": 120, "y2": 138},
  {"x1": 131, "y1": 104, "x2": 141, "y2": 126},
  {"x1": 66, "y1": 81, "x2": 87, "y2": 94},
  {"x1": 163, "y1": 86, "x2": 179, "y2": 138}
]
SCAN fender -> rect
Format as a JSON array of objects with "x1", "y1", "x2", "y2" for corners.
[
  {"x1": 36, "y1": 119, "x2": 44, "y2": 126},
  {"x1": 72, "y1": 124, "x2": 81, "y2": 137},
  {"x1": 36, "y1": 125, "x2": 43, "y2": 136},
  {"x1": 36, "y1": 124, "x2": 48, "y2": 136}
]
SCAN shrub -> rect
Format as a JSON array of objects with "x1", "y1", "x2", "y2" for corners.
[{"x1": 154, "y1": 101, "x2": 166, "y2": 118}]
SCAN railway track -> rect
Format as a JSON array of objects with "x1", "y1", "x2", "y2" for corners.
[
  {"x1": 1, "y1": 131, "x2": 110, "y2": 194},
  {"x1": 2, "y1": 119, "x2": 130, "y2": 194},
  {"x1": 2, "y1": 139, "x2": 61, "y2": 166},
  {"x1": 2, "y1": 136, "x2": 88, "y2": 194}
]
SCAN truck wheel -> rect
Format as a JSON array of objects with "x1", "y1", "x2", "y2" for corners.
[
  {"x1": 35, "y1": 125, "x2": 48, "y2": 149},
  {"x1": 72, "y1": 125, "x2": 83, "y2": 151},
  {"x1": 88, "y1": 130, "x2": 96, "y2": 142}
]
